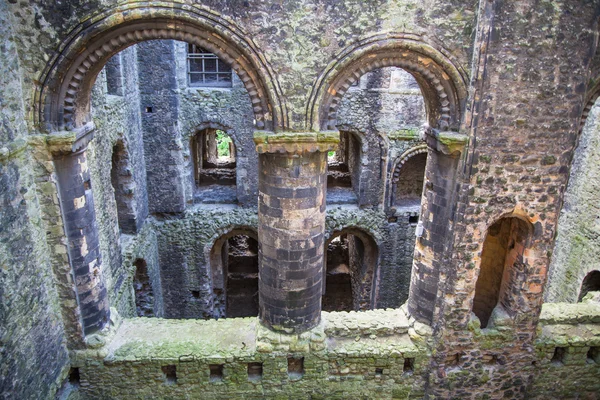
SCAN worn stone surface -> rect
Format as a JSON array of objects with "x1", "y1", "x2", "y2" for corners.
[
  {"x1": 2, "y1": 0, "x2": 600, "y2": 399},
  {"x1": 546, "y1": 102, "x2": 600, "y2": 303}
]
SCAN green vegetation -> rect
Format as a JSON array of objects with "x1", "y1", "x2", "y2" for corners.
[{"x1": 216, "y1": 130, "x2": 232, "y2": 158}]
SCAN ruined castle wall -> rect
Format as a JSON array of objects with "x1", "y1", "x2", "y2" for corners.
[
  {"x1": 88, "y1": 45, "x2": 152, "y2": 315},
  {"x1": 173, "y1": 41, "x2": 258, "y2": 206},
  {"x1": 428, "y1": 1, "x2": 600, "y2": 398},
  {"x1": 334, "y1": 69, "x2": 427, "y2": 308},
  {"x1": 546, "y1": 102, "x2": 600, "y2": 303},
  {"x1": 0, "y1": 4, "x2": 70, "y2": 398}
]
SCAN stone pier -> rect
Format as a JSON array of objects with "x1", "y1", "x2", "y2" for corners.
[{"x1": 254, "y1": 131, "x2": 338, "y2": 333}]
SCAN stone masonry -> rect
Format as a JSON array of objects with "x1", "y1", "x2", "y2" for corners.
[{"x1": 1, "y1": 1, "x2": 600, "y2": 399}]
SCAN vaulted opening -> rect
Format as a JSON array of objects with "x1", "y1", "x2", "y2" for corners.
[
  {"x1": 323, "y1": 229, "x2": 379, "y2": 311},
  {"x1": 191, "y1": 128, "x2": 237, "y2": 203},
  {"x1": 327, "y1": 131, "x2": 361, "y2": 204},
  {"x1": 133, "y1": 258, "x2": 154, "y2": 317},
  {"x1": 473, "y1": 217, "x2": 531, "y2": 328},
  {"x1": 210, "y1": 230, "x2": 259, "y2": 318},
  {"x1": 392, "y1": 152, "x2": 427, "y2": 209},
  {"x1": 579, "y1": 270, "x2": 600, "y2": 302}
]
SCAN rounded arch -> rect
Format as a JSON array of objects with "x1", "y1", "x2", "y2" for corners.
[
  {"x1": 36, "y1": 3, "x2": 285, "y2": 132},
  {"x1": 390, "y1": 144, "x2": 428, "y2": 207},
  {"x1": 189, "y1": 121, "x2": 240, "y2": 158},
  {"x1": 324, "y1": 226, "x2": 380, "y2": 310},
  {"x1": 579, "y1": 270, "x2": 600, "y2": 302},
  {"x1": 473, "y1": 214, "x2": 536, "y2": 328},
  {"x1": 307, "y1": 34, "x2": 468, "y2": 132},
  {"x1": 206, "y1": 226, "x2": 259, "y2": 318},
  {"x1": 579, "y1": 79, "x2": 600, "y2": 134}
]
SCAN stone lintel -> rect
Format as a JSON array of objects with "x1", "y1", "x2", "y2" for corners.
[
  {"x1": 424, "y1": 128, "x2": 469, "y2": 155},
  {"x1": 254, "y1": 130, "x2": 339, "y2": 154}
]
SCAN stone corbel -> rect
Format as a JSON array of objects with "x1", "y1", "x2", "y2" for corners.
[
  {"x1": 45, "y1": 121, "x2": 96, "y2": 156},
  {"x1": 423, "y1": 126, "x2": 469, "y2": 156},
  {"x1": 254, "y1": 130, "x2": 339, "y2": 154}
]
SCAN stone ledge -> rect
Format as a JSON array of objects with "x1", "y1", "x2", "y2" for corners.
[
  {"x1": 97, "y1": 308, "x2": 424, "y2": 363},
  {"x1": 253, "y1": 130, "x2": 339, "y2": 154},
  {"x1": 539, "y1": 302, "x2": 600, "y2": 325}
]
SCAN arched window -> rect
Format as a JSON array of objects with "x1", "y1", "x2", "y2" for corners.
[
  {"x1": 473, "y1": 217, "x2": 532, "y2": 328},
  {"x1": 323, "y1": 229, "x2": 379, "y2": 311},
  {"x1": 209, "y1": 230, "x2": 259, "y2": 318},
  {"x1": 579, "y1": 270, "x2": 600, "y2": 301},
  {"x1": 392, "y1": 151, "x2": 427, "y2": 208}
]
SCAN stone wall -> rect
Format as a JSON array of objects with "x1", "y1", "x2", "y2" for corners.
[
  {"x1": 547, "y1": 101, "x2": 600, "y2": 303},
  {"x1": 1, "y1": 1, "x2": 600, "y2": 399},
  {"x1": 0, "y1": 3, "x2": 70, "y2": 398}
]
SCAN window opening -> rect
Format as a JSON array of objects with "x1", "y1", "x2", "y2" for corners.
[
  {"x1": 247, "y1": 362, "x2": 263, "y2": 381},
  {"x1": 288, "y1": 357, "x2": 305, "y2": 379},
  {"x1": 327, "y1": 131, "x2": 360, "y2": 204},
  {"x1": 133, "y1": 259, "x2": 154, "y2": 317},
  {"x1": 551, "y1": 347, "x2": 566, "y2": 365},
  {"x1": 209, "y1": 364, "x2": 224, "y2": 382},
  {"x1": 187, "y1": 44, "x2": 232, "y2": 87},
  {"x1": 473, "y1": 217, "x2": 531, "y2": 328},
  {"x1": 161, "y1": 365, "x2": 177, "y2": 384},
  {"x1": 578, "y1": 270, "x2": 600, "y2": 302}
]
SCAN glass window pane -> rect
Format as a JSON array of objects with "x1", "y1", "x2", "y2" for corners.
[
  {"x1": 189, "y1": 74, "x2": 201, "y2": 84},
  {"x1": 218, "y1": 62, "x2": 232, "y2": 73},
  {"x1": 204, "y1": 73, "x2": 218, "y2": 84},
  {"x1": 204, "y1": 58, "x2": 217, "y2": 72},
  {"x1": 189, "y1": 58, "x2": 203, "y2": 72}
]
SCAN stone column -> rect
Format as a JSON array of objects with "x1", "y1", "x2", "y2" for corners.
[
  {"x1": 408, "y1": 129, "x2": 468, "y2": 324},
  {"x1": 254, "y1": 131, "x2": 338, "y2": 333},
  {"x1": 52, "y1": 129, "x2": 110, "y2": 335}
]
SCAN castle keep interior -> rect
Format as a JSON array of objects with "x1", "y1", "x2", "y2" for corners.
[{"x1": 1, "y1": 1, "x2": 600, "y2": 399}]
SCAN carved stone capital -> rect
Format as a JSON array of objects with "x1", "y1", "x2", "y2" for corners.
[
  {"x1": 254, "y1": 130, "x2": 339, "y2": 154},
  {"x1": 423, "y1": 127, "x2": 469, "y2": 156}
]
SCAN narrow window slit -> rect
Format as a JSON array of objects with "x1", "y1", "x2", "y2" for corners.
[
  {"x1": 209, "y1": 364, "x2": 224, "y2": 382},
  {"x1": 247, "y1": 362, "x2": 263, "y2": 381},
  {"x1": 288, "y1": 357, "x2": 304, "y2": 379},
  {"x1": 161, "y1": 365, "x2": 177, "y2": 385}
]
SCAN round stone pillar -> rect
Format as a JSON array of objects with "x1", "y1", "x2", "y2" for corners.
[
  {"x1": 254, "y1": 131, "x2": 338, "y2": 333},
  {"x1": 407, "y1": 128, "x2": 468, "y2": 324},
  {"x1": 53, "y1": 132, "x2": 110, "y2": 336}
]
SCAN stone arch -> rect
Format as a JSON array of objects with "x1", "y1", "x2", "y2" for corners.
[
  {"x1": 307, "y1": 34, "x2": 468, "y2": 131},
  {"x1": 207, "y1": 227, "x2": 259, "y2": 318},
  {"x1": 390, "y1": 144, "x2": 428, "y2": 208},
  {"x1": 190, "y1": 122, "x2": 238, "y2": 189},
  {"x1": 323, "y1": 227, "x2": 380, "y2": 310},
  {"x1": 578, "y1": 80, "x2": 600, "y2": 134},
  {"x1": 36, "y1": 3, "x2": 285, "y2": 132},
  {"x1": 473, "y1": 215, "x2": 535, "y2": 328},
  {"x1": 579, "y1": 270, "x2": 600, "y2": 302}
]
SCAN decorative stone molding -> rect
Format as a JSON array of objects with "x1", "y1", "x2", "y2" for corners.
[
  {"x1": 254, "y1": 131, "x2": 339, "y2": 154},
  {"x1": 37, "y1": 4, "x2": 285, "y2": 132},
  {"x1": 423, "y1": 127, "x2": 469, "y2": 156},
  {"x1": 307, "y1": 34, "x2": 468, "y2": 132}
]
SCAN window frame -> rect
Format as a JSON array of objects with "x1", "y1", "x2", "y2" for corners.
[{"x1": 187, "y1": 44, "x2": 233, "y2": 88}]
